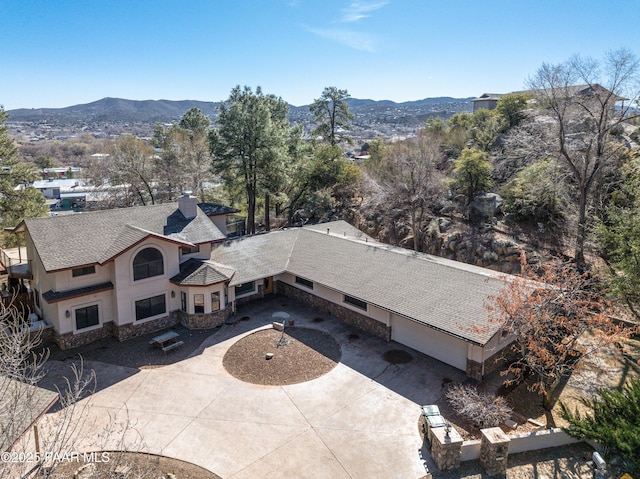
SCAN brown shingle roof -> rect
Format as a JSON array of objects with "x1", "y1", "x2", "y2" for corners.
[
  {"x1": 209, "y1": 221, "x2": 506, "y2": 345},
  {"x1": 24, "y1": 203, "x2": 225, "y2": 272},
  {"x1": 170, "y1": 258, "x2": 233, "y2": 286}
]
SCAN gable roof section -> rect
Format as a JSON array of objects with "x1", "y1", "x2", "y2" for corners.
[
  {"x1": 210, "y1": 229, "x2": 300, "y2": 286},
  {"x1": 0, "y1": 378, "x2": 58, "y2": 452},
  {"x1": 170, "y1": 258, "x2": 234, "y2": 286},
  {"x1": 24, "y1": 202, "x2": 225, "y2": 272},
  {"x1": 210, "y1": 222, "x2": 506, "y2": 345}
]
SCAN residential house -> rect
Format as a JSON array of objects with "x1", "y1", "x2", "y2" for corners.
[
  {"x1": 472, "y1": 93, "x2": 504, "y2": 112},
  {"x1": 472, "y1": 84, "x2": 626, "y2": 113},
  {"x1": 7, "y1": 196, "x2": 513, "y2": 379}
]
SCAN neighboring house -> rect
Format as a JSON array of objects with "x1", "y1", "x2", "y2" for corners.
[
  {"x1": 7, "y1": 196, "x2": 513, "y2": 379},
  {"x1": 473, "y1": 84, "x2": 627, "y2": 113},
  {"x1": 472, "y1": 93, "x2": 504, "y2": 112},
  {"x1": 31, "y1": 178, "x2": 87, "y2": 200}
]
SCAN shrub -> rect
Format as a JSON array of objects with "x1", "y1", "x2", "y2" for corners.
[{"x1": 446, "y1": 384, "x2": 512, "y2": 428}]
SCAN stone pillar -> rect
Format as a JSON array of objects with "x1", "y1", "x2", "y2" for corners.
[
  {"x1": 480, "y1": 427, "x2": 510, "y2": 477},
  {"x1": 430, "y1": 426, "x2": 462, "y2": 471}
]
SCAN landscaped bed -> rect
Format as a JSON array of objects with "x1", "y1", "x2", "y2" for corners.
[
  {"x1": 54, "y1": 451, "x2": 221, "y2": 478},
  {"x1": 222, "y1": 327, "x2": 341, "y2": 385}
]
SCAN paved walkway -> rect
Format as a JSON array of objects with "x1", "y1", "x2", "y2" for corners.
[{"x1": 44, "y1": 298, "x2": 467, "y2": 479}]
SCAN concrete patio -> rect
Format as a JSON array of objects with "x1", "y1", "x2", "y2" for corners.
[{"x1": 41, "y1": 297, "x2": 467, "y2": 478}]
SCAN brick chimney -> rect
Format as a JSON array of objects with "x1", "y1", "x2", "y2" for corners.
[{"x1": 178, "y1": 191, "x2": 198, "y2": 219}]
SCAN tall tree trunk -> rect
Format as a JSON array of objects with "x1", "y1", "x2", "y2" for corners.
[
  {"x1": 264, "y1": 193, "x2": 271, "y2": 231},
  {"x1": 575, "y1": 186, "x2": 588, "y2": 268},
  {"x1": 246, "y1": 185, "x2": 255, "y2": 235}
]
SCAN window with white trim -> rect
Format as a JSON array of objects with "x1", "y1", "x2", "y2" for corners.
[
  {"x1": 295, "y1": 276, "x2": 314, "y2": 289},
  {"x1": 133, "y1": 248, "x2": 164, "y2": 281},
  {"x1": 343, "y1": 295, "x2": 367, "y2": 311},
  {"x1": 235, "y1": 282, "x2": 255, "y2": 296},
  {"x1": 194, "y1": 294, "x2": 204, "y2": 314},
  {"x1": 211, "y1": 292, "x2": 220, "y2": 311},
  {"x1": 135, "y1": 294, "x2": 166, "y2": 321},
  {"x1": 75, "y1": 304, "x2": 99, "y2": 330}
]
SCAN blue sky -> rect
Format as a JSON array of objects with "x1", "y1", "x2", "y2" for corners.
[{"x1": 2, "y1": 0, "x2": 639, "y2": 110}]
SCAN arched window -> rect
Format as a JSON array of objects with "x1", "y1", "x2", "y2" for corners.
[{"x1": 133, "y1": 247, "x2": 164, "y2": 281}]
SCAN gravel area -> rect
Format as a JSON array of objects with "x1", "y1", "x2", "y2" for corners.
[{"x1": 223, "y1": 327, "x2": 341, "y2": 385}]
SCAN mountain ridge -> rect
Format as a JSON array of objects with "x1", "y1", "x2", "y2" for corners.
[{"x1": 7, "y1": 96, "x2": 474, "y2": 126}]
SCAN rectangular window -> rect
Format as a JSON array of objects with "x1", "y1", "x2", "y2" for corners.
[
  {"x1": 180, "y1": 245, "x2": 200, "y2": 255},
  {"x1": 75, "y1": 304, "x2": 99, "y2": 330},
  {"x1": 72, "y1": 265, "x2": 96, "y2": 277},
  {"x1": 211, "y1": 292, "x2": 220, "y2": 311},
  {"x1": 135, "y1": 294, "x2": 166, "y2": 321},
  {"x1": 194, "y1": 294, "x2": 204, "y2": 314},
  {"x1": 181, "y1": 291, "x2": 187, "y2": 312},
  {"x1": 235, "y1": 282, "x2": 255, "y2": 297},
  {"x1": 294, "y1": 276, "x2": 314, "y2": 289},
  {"x1": 343, "y1": 295, "x2": 367, "y2": 311}
]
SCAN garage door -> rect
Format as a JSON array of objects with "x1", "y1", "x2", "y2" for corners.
[{"x1": 391, "y1": 315, "x2": 468, "y2": 371}]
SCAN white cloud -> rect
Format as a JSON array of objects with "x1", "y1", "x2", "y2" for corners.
[
  {"x1": 340, "y1": 1, "x2": 388, "y2": 23},
  {"x1": 306, "y1": 27, "x2": 376, "y2": 52}
]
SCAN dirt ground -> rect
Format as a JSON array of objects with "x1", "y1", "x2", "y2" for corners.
[
  {"x1": 222, "y1": 326, "x2": 341, "y2": 385},
  {"x1": 53, "y1": 451, "x2": 221, "y2": 478}
]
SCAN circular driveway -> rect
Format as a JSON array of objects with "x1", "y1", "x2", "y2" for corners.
[{"x1": 50, "y1": 301, "x2": 466, "y2": 478}]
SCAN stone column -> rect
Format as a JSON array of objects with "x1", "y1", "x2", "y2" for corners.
[
  {"x1": 430, "y1": 426, "x2": 462, "y2": 471},
  {"x1": 480, "y1": 427, "x2": 510, "y2": 477}
]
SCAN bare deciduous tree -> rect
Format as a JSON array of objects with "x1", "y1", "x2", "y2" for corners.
[
  {"x1": 376, "y1": 132, "x2": 444, "y2": 251},
  {"x1": 486, "y1": 255, "x2": 635, "y2": 411},
  {"x1": 0, "y1": 300, "x2": 143, "y2": 478},
  {"x1": 445, "y1": 384, "x2": 512, "y2": 429},
  {"x1": 525, "y1": 48, "x2": 640, "y2": 266}
]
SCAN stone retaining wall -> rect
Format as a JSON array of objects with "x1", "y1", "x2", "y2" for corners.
[{"x1": 277, "y1": 281, "x2": 391, "y2": 340}]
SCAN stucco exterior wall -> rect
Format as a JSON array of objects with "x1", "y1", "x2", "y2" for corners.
[
  {"x1": 178, "y1": 242, "x2": 212, "y2": 262},
  {"x1": 54, "y1": 289, "x2": 115, "y2": 335},
  {"x1": 276, "y1": 278, "x2": 391, "y2": 340},
  {"x1": 179, "y1": 284, "x2": 227, "y2": 315},
  {"x1": 113, "y1": 238, "x2": 181, "y2": 327},
  {"x1": 211, "y1": 216, "x2": 227, "y2": 235}
]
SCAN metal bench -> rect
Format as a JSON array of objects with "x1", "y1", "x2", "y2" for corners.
[{"x1": 161, "y1": 340, "x2": 184, "y2": 353}]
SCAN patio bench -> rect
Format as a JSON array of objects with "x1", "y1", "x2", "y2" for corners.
[{"x1": 161, "y1": 340, "x2": 184, "y2": 353}]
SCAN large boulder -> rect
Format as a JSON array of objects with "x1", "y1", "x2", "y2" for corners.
[{"x1": 470, "y1": 193, "x2": 503, "y2": 222}]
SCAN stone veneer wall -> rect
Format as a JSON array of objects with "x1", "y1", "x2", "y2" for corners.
[
  {"x1": 173, "y1": 308, "x2": 231, "y2": 329},
  {"x1": 54, "y1": 307, "x2": 233, "y2": 350},
  {"x1": 466, "y1": 343, "x2": 518, "y2": 380},
  {"x1": 114, "y1": 314, "x2": 179, "y2": 342},
  {"x1": 430, "y1": 426, "x2": 463, "y2": 471},
  {"x1": 277, "y1": 281, "x2": 391, "y2": 341},
  {"x1": 55, "y1": 321, "x2": 117, "y2": 350}
]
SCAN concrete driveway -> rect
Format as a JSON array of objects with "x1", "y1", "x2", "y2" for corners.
[{"x1": 55, "y1": 299, "x2": 467, "y2": 479}]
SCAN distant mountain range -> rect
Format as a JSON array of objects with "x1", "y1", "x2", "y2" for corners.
[{"x1": 7, "y1": 96, "x2": 474, "y2": 128}]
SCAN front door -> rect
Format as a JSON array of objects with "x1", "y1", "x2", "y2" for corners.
[{"x1": 263, "y1": 277, "x2": 274, "y2": 295}]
